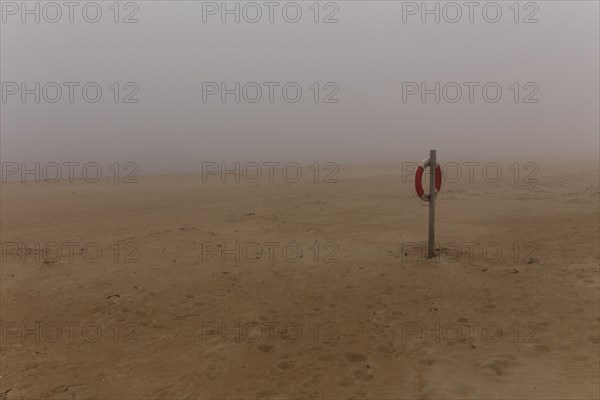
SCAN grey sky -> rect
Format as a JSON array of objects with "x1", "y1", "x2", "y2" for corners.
[{"x1": 1, "y1": 1, "x2": 598, "y2": 173}]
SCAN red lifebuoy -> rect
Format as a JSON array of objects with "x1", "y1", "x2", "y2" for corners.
[
  {"x1": 415, "y1": 158, "x2": 442, "y2": 201},
  {"x1": 415, "y1": 166, "x2": 425, "y2": 197}
]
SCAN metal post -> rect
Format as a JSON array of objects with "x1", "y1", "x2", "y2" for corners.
[{"x1": 428, "y1": 149, "x2": 436, "y2": 258}]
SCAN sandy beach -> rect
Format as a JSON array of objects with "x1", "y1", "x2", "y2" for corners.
[{"x1": 0, "y1": 160, "x2": 598, "y2": 399}]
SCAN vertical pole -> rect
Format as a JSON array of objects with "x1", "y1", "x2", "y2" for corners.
[{"x1": 428, "y1": 149, "x2": 436, "y2": 258}]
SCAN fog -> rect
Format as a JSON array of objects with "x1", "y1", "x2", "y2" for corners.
[{"x1": 1, "y1": 1, "x2": 598, "y2": 174}]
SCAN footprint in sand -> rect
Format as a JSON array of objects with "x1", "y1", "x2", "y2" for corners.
[
  {"x1": 354, "y1": 367, "x2": 375, "y2": 381},
  {"x1": 257, "y1": 344, "x2": 274, "y2": 353},
  {"x1": 481, "y1": 354, "x2": 518, "y2": 377},
  {"x1": 276, "y1": 361, "x2": 295, "y2": 371},
  {"x1": 344, "y1": 352, "x2": 367, "y2": 362},
  {"x1": 533, "y1": 344, "x2": 551, "y2": 354},
  {"x1": 317, "y1": 352, "x2": 337, "y2": 361},
  {"x1": 375, "y1": 342, "x2": 397, "y2": 356}
]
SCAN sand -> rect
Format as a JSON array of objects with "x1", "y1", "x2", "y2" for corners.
[{"x1": 1, "y1": 161, "x2": 598, "y2": 399}]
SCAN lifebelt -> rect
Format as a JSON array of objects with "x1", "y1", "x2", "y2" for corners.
[{"x1": 415, "y1": 157, "x2": 442, "y2": 201}]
